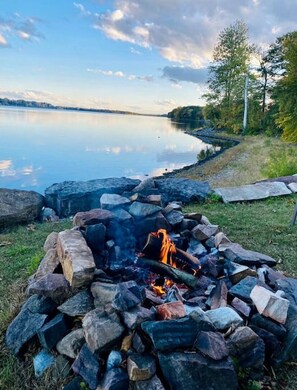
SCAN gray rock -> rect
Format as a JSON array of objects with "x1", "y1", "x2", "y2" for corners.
[
  {"x1": 43, "y1": 232, "x2": 58, "y2": 251},
  {"x1": 183, "y1": 212, "x2": 202, "y2": 222},
  {"x1": 101, "y1": 368, "x2": 129, "y2": 390},
  {"x1": 192, "y1": 224, "x2": 219, "y2": 241},
  {"x1": 112, "y1": 281, "x2": 142, "y2": 311},
  {"x1": 165, "y1": 210, "x2": 184, "y2": 227},
  {"x1": 22, "y1": 294, "x2": 57, "y2": 315},
  {"x1": 227, "y1": 326, "x2": 265, "y2": 370},
  {"x1": 231, "y1": 297, "x2": 251, "y2": 318},
  {"x1": 58, "y1": 290, "x2": 94, "y2": 317},
  {"x1": 187, "y1": 239, "x2": 207, "y2": 258},
  {"x1": 73, "y1": 208, "x2": 114, "y2": 227},
  {"x1": 205, "y1": 307, "x2": 243, "y2": 330},
  {"x1": 6, "y1": 309, "x2": 47, "y2": 355},
  {"x1": 33, "y1": 349, "x2": 55, "y2": 377},
  {"x1": 85, "y1": 223, "x2": 106, "y2": 253},
  {"x1": 228, "y1": 262, "x2": 257, "y2": 284},
  {"x1": 38, "y1": 313, "x2": 68, "y2": 349},
  {"x1": 49, "y1": 355, "x2": 71, "y2": 382},
  {"x1": 0, "y1": 188, "x2": 44, "y2": 227},
  {"x1": 63, "y1": 377, "x2": 86, "y2": 390},
  {"x1": 195, "y1": 331, "x2": 229, "y2": 360},
  {"x1": 215, "y1": 181, "x2": 292, "y2": 203},
  {"x1": 56, "y1": 328, "x2": 85, "y2": 359},
  {"x1": 57, "y1": 229, "x2": 95, "y2": 288},
  {"x1": 250, "y1": 285, "x2": 289, "y2": 324},
  {"x1": 131, "y1": 375, "x2": 165, "y2": 390},
  {"x1": 106, "y1": 351, "x2": 123, "y2": 371},
  {"x1": 27, "y1": 273, "x2": 70, "y2": 304},
  {"x1": 154, "y1": 178, "x2": 211, "y2": 203},
  {"x1": 214, "y1": 232, "x2": 231, "y2": 247},
  {"x1": 72, "y1": 343, "x2": 101, "y2": 390},
  {"x1": 41, "y1": 207, "x2": 59, "y2": 222},
  {"x1": 112, "y1": 208, "x2": 133, "y2": 224},
  {"x1": 82, "y1": 308, "x2": 125, "y2": 353},
  {"x1": 229, "y1": 276, "x2": 272, "y2": 303},
  {"x1": 158, "y1": 352, "x2": 237, "y2": 390},
  {"x1": 163, "y1": 203, "x2": 182, "y2": 213},
  {"x1": 100, "y1": 193, "x2": 131, "y2": 210},
  {"x1": 288, "y1": 182, "x2": 297, "y2": 193},
  {"x1": 45, "y1": 177, "x2": 140, "y2": 217},
  {"x1": 123, "y1": 306, "x2": 155, "y2": 329},
  {"x1": 276, "y1": 278, "x2": 297, "y2": 305},
  {"x1": 35, "y1": 249, "x2": 60, "y2": 279},
  {"x1": 127, "y1": 354, "x2": 156, "y2": 381},
  {"x1": 129, "y1": 202, "x2": 161, "y2": 218},
  {"x1": 180, "y1": 218, "x2": 198, "y2": 231},
  {"x1": 132, "y1": 178, "x2": 156, "y2": 193},
  {"x1": 219, "y1": 242, "x2": 277, "y2": 267},
  {"x1": 251, "y1": 313, "x2": 287, "y2": 339},
  {"x1": 91, "y1": 282, "x2": 117, "y2": 308}
]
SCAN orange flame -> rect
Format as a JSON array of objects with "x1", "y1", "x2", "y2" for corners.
[
  {"x1": 151, "y1": 229, "x2": 177, "y2": 268},
  {"x1": 151, "y1": 283, "x2": 166, "y2": 296}
]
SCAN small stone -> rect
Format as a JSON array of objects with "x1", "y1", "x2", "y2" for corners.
[
  {"x1": 231, "y1": 297, "x2": 251, "y2": 318},
  {"x1": 35, "y1": 249, "x2": 60, "y2": 279},
  {"x1": 91, "y1": 282, "x2": 117, "y2": 308},
  {"x1": 165, "y1": 210, "x2": 184, "y2": 226},
  {"x1": 214, "y1": 232, "x2": 231, "y2": 247},
  {"x1": 50, "y1": 355, "x2": 71, "y2": 381},
  {"x1": 250, "y1": 285, "x2": 289, "y2": 324},
  {"x1": 276, "y1": 277, "x2": 297, "y2": 305},
  {"x1": 200, "y1": 254, "x2": 219, "y2": 277},
  {"x1": 251, "y1": 314, "x2": 287, "y2": 339},
  {"x1": 73, "y1": 208, "x2": 113, "y2": 227},
  {"x1": 33, "y1": 349, "x2": 55, "y2": 377},
  {"x1": 288, "y1": 182, "x2": 297, "y2": 193},
  {"x1": 229, "y1": 276, "x2": 272, "y2": 303},
  {"x1": 22, "y1": 294, "x2": 57, "y2": 315},
  {"x1": 56, "y1": 328, "x2": 85, "y2": 359},
  {"x1": 132, "y1": 375, "x2": 165, "y2": 390},
  {"x1": 44, "y1": 232, "x2": 59, "y2": 251},
  {"x1": 192, "y1": 224, "x2": 219, "y2": 241},
  {"x1": 58, "y1": 290, "x2": 94, "y2": 317},
  {"x1": 127, "y1": 354, "x2": 156, "y2": 381},
  {"x1": 183, "y1": 212, "x2": 202, "y2": 222},
  {"x1": 123, "y1": 306, "x2": 155, "y2": 329},
  {"x1": 146, "y1": 194, "x2": 162, "y2": 206},
  {"x1": 82, "y1": 308, "x2": 125, "y2": 353},
  {"x1": 205, "y1": 307, "x2": 243, "y2": 330},
  {"x1": 250, "y1": 325, "x2": 281, "y2": 363},
  {"x1": 106, "y1": 350, "x2": 123, "y2": 371},
  {"x1": 57, "y1": 229, "x2": 95, "y2": 288},
  {"x1": 156, "y1": 301, "x2": 186, "y2": 320},
  {"x1": 180, "y1": 218, "x2": 198, "y2": 231},
  {"x1": 205, "y1": 236, "x2": 216, "y2": 248},
  {"x1": 207, "y1": 280, "x2": 228, "y2": 310},
  {"x1": 195, "y1": 331, "x2": 229, "y2": 360},
  {"x1": 133, "y1": 332, "x2": 146, "y2": 353},
  {"x1": 6, "y1": 309, "x2": 47, "y2": 355},
  {"x1": 38, "y1": 313, "x2": 68, "y2": 349},
  {"x1": 129, "y1": 202, "x2": 162, "y2": 218},
  {"x1": 27, "y1": 273, "x2": 70, "y2": 304},
  {"x1": 100, "y1": 193, "x2": 131, "y2": 210},
  {"x1": 41, "y1": 207, "x2": 59, "y2": 222},
  {"x1": 72, "y1": 344, "x2": 101, "y2": 390},
  {"x1": 101, "y1": 367, "x2": 129, "y2": 390},
  {"x1": 228, "y1": 262, "x2": 257, "y2": 284},
  {"x1": 187, "y1": 239, "x2": 207, "y2": 258},
  {"x1": 112, "y1": 208, "x2": 133, "y2": 224},
  {"x1": 63, "y1": 376, "x2": 86, "y2": 390},
  {"x1": 163, "y1": 203, "x2": 182, "y2": 213},
  {"x1": 112, "y1": 281, "x2": 142, "y2": 311}
]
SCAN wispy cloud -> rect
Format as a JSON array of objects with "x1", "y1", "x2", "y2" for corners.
[
  {"x1": 155, "y1": 99, "x2": 176, "y2": 107},
  {"x1": 162, "y1": 66, "x2": 208, "y2": 84},
  {"x1": 87, "y1": 68, "x2": 153, "y2": 82},
  {"x1": 0, "y1": 13, "x2": 44, "y2": 47},
  {"x1": 75, "y1": 0, "x2": 297, "y2": 68}
]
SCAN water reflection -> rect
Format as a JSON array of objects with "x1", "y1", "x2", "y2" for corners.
[{"x1": 0, "y1": 107, "x2": 216, "y2": 193}]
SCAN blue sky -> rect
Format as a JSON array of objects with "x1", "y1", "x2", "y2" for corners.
[{"x1": 1, "y1": 0, "x2": 297, "y2": 114}]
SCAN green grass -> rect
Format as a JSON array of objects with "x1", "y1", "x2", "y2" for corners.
[{"x1": 0, "y1": 196, "x2": 296, "y2": 389}]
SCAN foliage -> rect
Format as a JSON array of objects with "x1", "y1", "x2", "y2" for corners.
[
  {"x1": 167, "y1": 105, "x2": 204, "y2": 123},
  {"x1": 262, "y1": 148, "x2": 297, "y2": 178},
  {"x1": 197, "y1": 147, "x2": 215, "y2": 161},
  {"x1": 273, "y1": 32, "x2": 297, "y2": 142}
]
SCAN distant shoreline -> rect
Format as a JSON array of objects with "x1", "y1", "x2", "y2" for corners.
[{"x1": 0, "y1": 98, "x2": 166, "y2": 118}]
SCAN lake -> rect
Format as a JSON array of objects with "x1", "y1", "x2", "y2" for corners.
[{"x1": 0, "y1": 107, "x2": 215, "y2": 194}]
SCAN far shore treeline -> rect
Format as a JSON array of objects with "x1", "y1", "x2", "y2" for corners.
[{"x1": 169, "y1": 21, "x2": 297, "y2": 143}]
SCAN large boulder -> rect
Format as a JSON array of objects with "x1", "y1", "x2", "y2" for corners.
[
  {"x1": 0, "y1": 188, "x2": 44, "y2": 227},
  {"x1": 45, "y1": 177, "x2": 140, "y2": 217},
  {"x1": 154, "y1": 178, "x2": 211, "y2": 204}
]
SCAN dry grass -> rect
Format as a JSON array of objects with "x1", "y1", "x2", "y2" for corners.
[{"x1": 172, "y1": 135, "x2": 296, "y2": 188}]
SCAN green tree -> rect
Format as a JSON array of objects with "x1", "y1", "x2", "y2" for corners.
[
  {"x1": 274, "y1": 32, "x2": 297, "y2": 142},
  {"x1": 205, "y1": 20, "x2": 254, "y2": 132}
]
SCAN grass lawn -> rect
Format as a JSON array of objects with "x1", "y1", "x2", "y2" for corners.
[{"x1": 0, "y1": 194, "x2": 296, "y2": 389}]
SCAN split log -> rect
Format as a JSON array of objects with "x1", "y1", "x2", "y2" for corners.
[{"x1": 136, "y1": 257, "x2": 199, "y2": 289}]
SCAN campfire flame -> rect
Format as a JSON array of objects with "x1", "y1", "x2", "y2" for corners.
[{"x1": 151, "y1": 229, "x2": 177, "y2": 268}]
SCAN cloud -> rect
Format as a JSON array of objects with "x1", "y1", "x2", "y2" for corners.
[
  {"x1": 77, "y1": 0, "x2": 297, "y2": 68},
  {"x1": 155, "y1": 99, "x2": 176, "y2": 107},
  {"x1": 73, "y1": 2, "x2": 91, "y2": 17},
  {"x1": 87, "y1": 68, "x2": 153, "y2": 82},
  {"x1": 162, "y1": 66, "x2": 208, "y2": 84},
  {"x1": 0, "y1": 13, "x2": 44, "y2": 46}
]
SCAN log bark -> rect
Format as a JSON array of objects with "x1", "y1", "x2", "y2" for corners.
[{"x1": 136, "y1": 257, "x2": 199, "y2": 289}]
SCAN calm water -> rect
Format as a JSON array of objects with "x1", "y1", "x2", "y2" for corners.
[{"x1": 0, "y1": 107, "x2": 214, "y2": 194}]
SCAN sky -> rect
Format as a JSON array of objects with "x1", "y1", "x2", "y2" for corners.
[{"x1": 1, "y1": 0, "x2": 297, "y2": 115}]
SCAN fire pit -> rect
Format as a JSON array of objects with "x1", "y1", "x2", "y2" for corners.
[{"x1": 5, "y1": 192, "x2": 297, "y2": 390}]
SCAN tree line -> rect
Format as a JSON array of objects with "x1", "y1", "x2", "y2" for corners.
[{"x1": 169, "y1": 21, "x2": 297, "y2": 142}]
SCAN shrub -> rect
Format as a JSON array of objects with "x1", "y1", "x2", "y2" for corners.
[{"x1": 262, "y1": 148, "x2": 297, "y2": 178}]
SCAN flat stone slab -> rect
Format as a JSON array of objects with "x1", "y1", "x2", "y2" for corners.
[
  {"x1": 45, "y1": 177, "x2": 140, "y2": 217},
  {"x1": 288, "y1": 182, "x2": 297, "y2": 193},
  {"x1": 129, "y1": 202, "x2": 162, "y2": 218},
  {"x1": 215, "y1": 181, "x2": 292, "y2": 203},
  {"x1": 0, "y1": 188, "x2": 44, "y2": 228},
  {"x1": 100, "y1": 193, "x2": 131, "y2": 210},
  {"x1": 154, "y1": 178, "x2": 211, "y2": 203},
  {"x1": 219, "y1": 243, "x2": 277, "y2": 267},
  {"x1": 57, "y1": 230, "x2": 95, "y2": 288}
]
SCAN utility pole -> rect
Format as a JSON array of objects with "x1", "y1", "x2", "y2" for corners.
[{"x1": 243, "y1": 73, "x2": 249, "y2": 133}]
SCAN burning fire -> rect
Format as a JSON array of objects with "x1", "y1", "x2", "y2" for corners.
[
  {"x1": 151, "y1": 278, "x2": 174, "y2": 296},
  {"x1": 151, "y1": 229, "x2": 177, "y2": 268}
]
